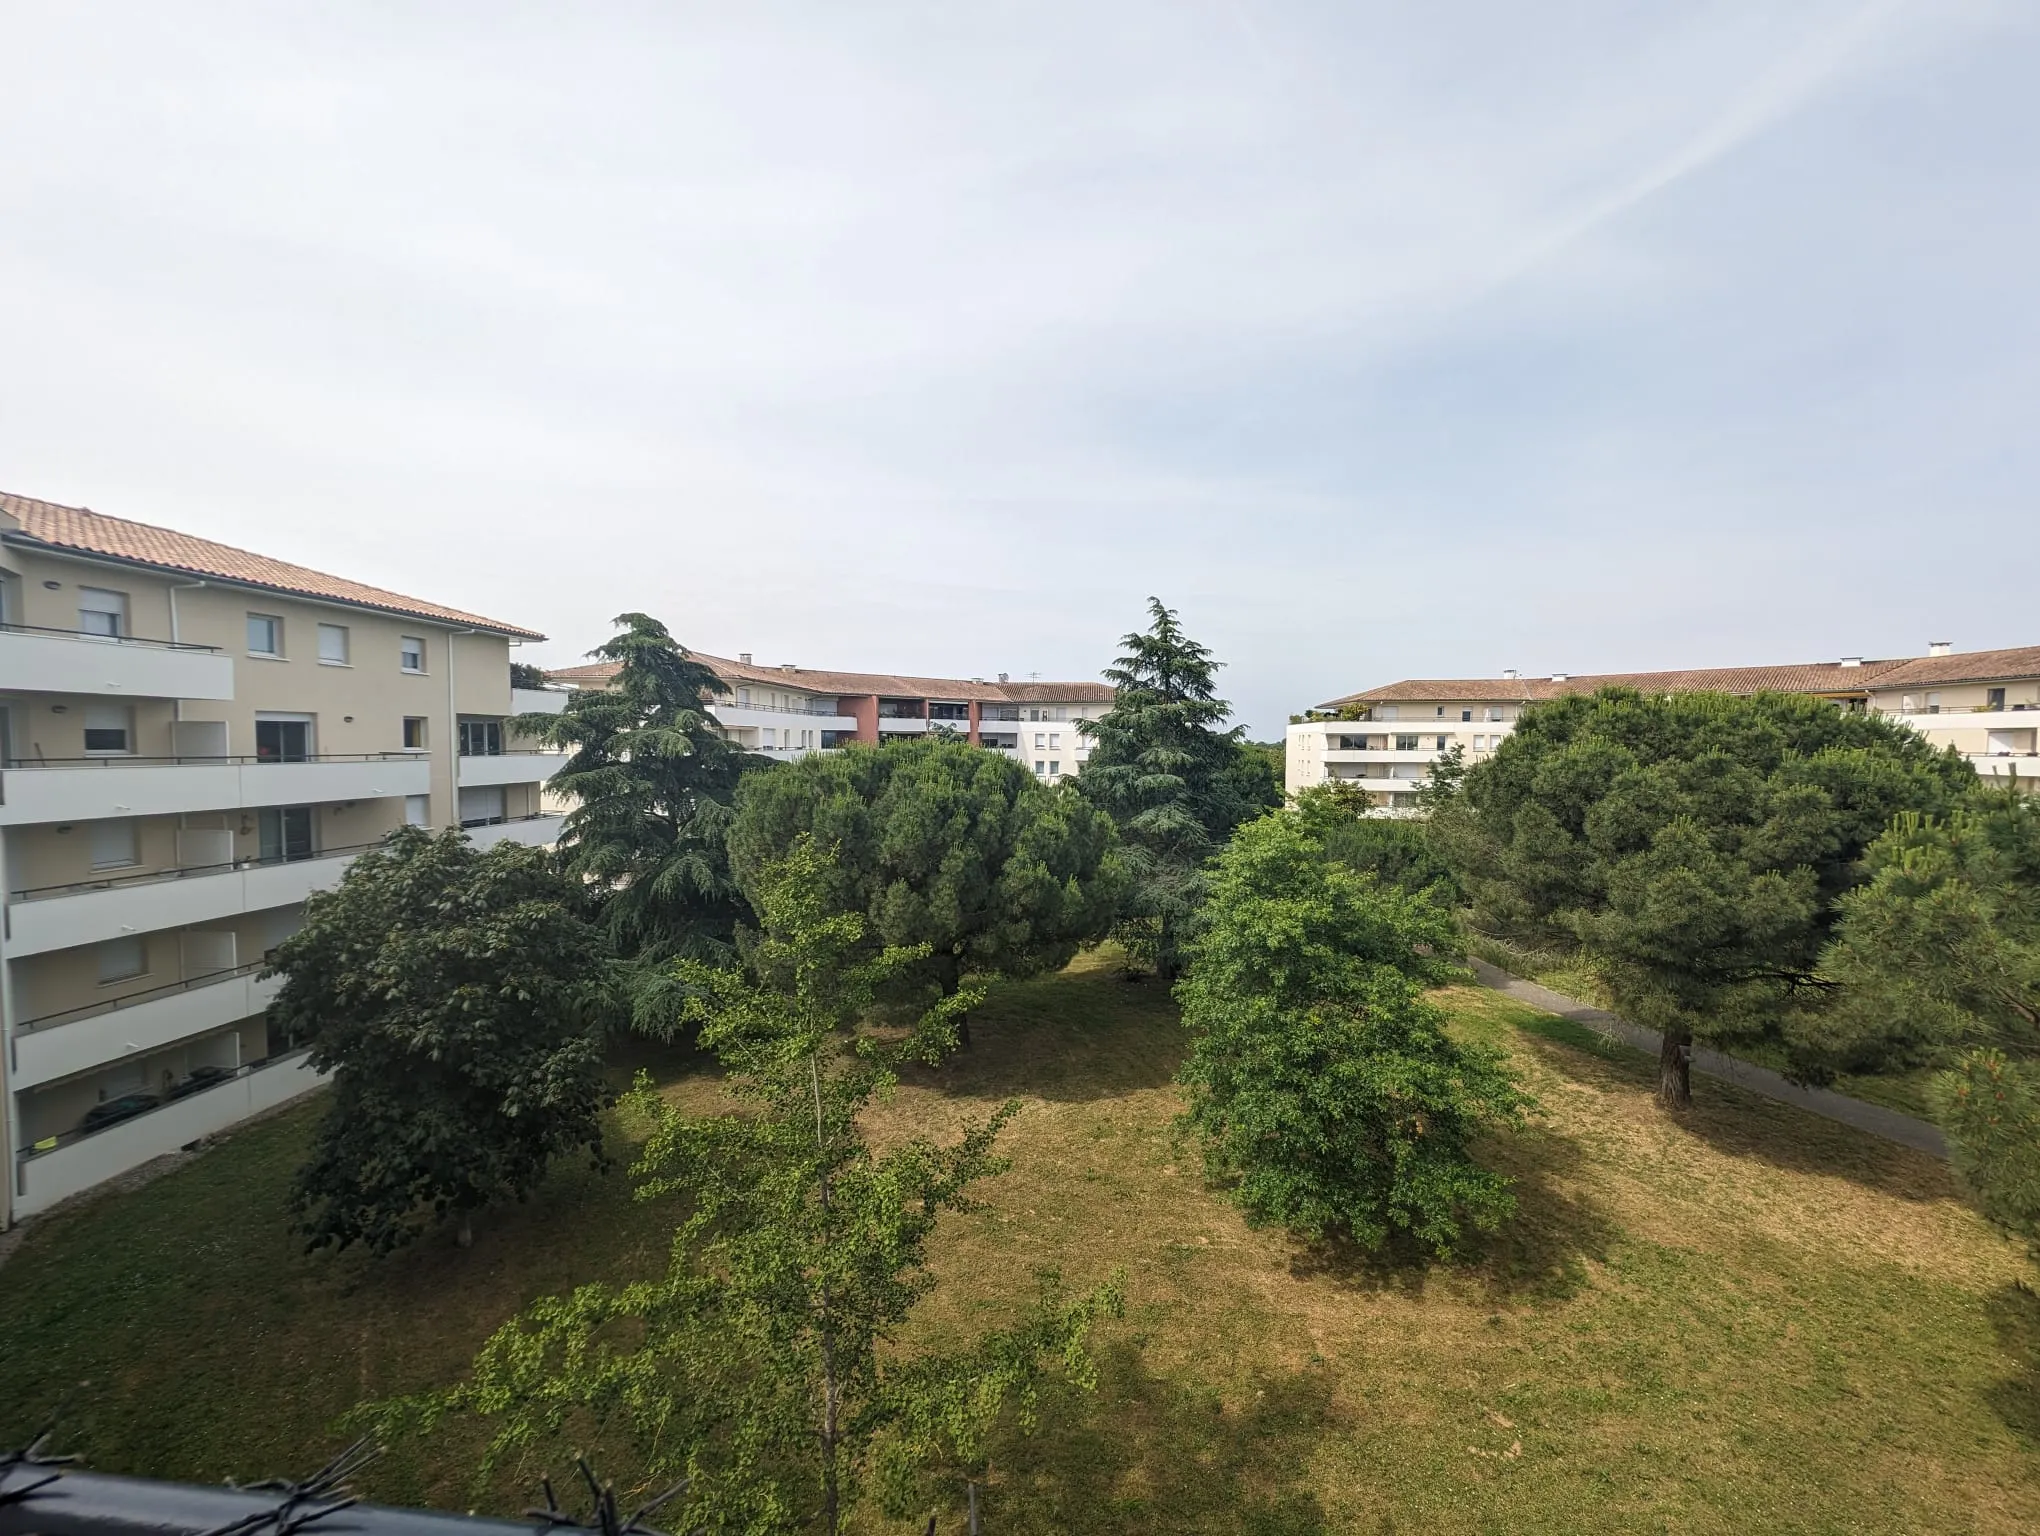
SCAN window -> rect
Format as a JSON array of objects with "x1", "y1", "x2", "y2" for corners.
[
  {"x1": 1926, "y1": 692, "x2": 1943, "y2": 715},
  {"x1": 97, "y1": 935, "x2": 148, "y2": 985},
  {"x1": 459, "y1": 784, "x2": 507, "y2": 827},
  {"x1": 1035, "y1": 760, "x2": 1046, "y2": 775},
  {"x1": 1049, "y1": 733, "x2": 1061, "y2": 749},
  {"x1": 1034, "y1": 732, "x2": 1046, "y2": 749},
  {"x1": 1436, "y1": 735, "x2": 1450, "y2": 750},
  {"x1": 247, "y1": 613, "x2": 283, "y2": 656},
  {"x1": 737, "y1": 687, "x2": 752, "y2": 706},
  {"x1": 1378, "y1": 706, "x2": 1398, "y2": 722},
  {"x1": 405, "y1": 794, "x2": 431, "y2": 828},
  {"x1": 402, "y1": 716, "x2": 428, "y2": 751},
  {"x1": 83, "y1": 705, "x2": 132, "y2": 754},
  {"x1": 1049, "y1": 760, "x2": 1060, "y2": 776},
  {"x1": 400, "y1": 635, "x2": 426, "y2": 672},
  {"x1": 254, "y1": 717, "x2": 312, "y2": 763},
  {"x1": 1486, "y1": 707, "x2": 1502, "y2": 722},
  {"x1": 91, "y1": 818, "x2": 139, "y2": 870},
  {"x1": 317, "y1": 623, "x2": 350, "y2": 664},
  {"x1": 459, "y1": 719, "x2": 503, "y2": 756},
  {"x1": 258, "y1": 806, "x2": 316, "y2": 863},
  {"x1": 1435, "y1": 706, "x2": 1445, "y2": 718},
  {"x1": 1461, "y1": 710, "x2": 1473, "y2": 721},
  {"x1": 1395, "y1": 734, "x2": 1419, "y2": 752},
  {"x1": 78, "y1": 587, "x2": 127, "y2": 637},
  {"x1": 1988, "y1": 688, "x2": 2007, "y2": 711}
]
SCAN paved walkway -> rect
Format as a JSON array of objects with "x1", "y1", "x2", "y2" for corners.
[{"x1": 1468, "y1": 959, "x2": 1948, "y2": 1157}]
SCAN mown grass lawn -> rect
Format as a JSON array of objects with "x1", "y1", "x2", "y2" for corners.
[{"x1": 3, "y1": 951, "x2": 2037, "y2": 1533}]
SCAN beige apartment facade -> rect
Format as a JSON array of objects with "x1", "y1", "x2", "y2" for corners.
[
  {"x1": 550, "y1": 652, "x2": 1114, "y2": 784},
  {"x1": 1288, "y1": 643, "x2": 2040, "y2": 807},
  {"x1": 0, "y1": 492, "x2": 567, "y2": 1226}
]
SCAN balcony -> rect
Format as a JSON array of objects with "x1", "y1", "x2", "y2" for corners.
[
  {"x1": 1321, "y1": 748, "x2": 1449, "y2": 765},
  {"x1": 13, "y1": 1050, "x2": 324, "y2": 1218},
  {"x1": 11, "y1": 963, "x2": 284, "y2": 1090},
  {"x1": 511, "y1": 686, "x2": 570, "y2": 716},
  {"x1": 466, "y1": 813, "x2": 564, "y2": 850},
  {"x1": 0, "y1": 622, "x2": 234, "y2": 701},
  {"x1": 456, "y1": 750, "x2": 571, "y2": 788},
  {"x1": 876, "y1": 717, "x2": 930, "y2": 734},
  {"x1": 5, "y1": 841, "x2": 383, "y2": 957},
  {"x1": 712, "y1": 701, "x2": 858, "y2": 731},
  {"x1": 0, "y1": 753, "x2": 430, "y2": 827}
]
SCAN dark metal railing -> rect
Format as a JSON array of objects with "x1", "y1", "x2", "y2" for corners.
[
  {"x1": 719, "y1": 698, "x2": 842, "y2": 717},
  {"x1": 0, "y1": 619, "x2": 221, "y2": 654},
  {"x1": 10, "y1": 838, "x2": 389, "y2": 903},
  {"x1": 15, "y1": 960, "x2": 269, "y2": 1035},
  {"x1": 15, "y1": 1049, "x2": 313, "y2": 1160}
]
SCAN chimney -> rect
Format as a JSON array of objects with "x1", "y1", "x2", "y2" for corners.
[
  {"x1": 1550, "y1": 672, "x2": 1569, "y2": 683},
  {"x1": 1928, "y1": 640, "x2": 1952, "y2": 657},
  {"x1": 997, "y1": 671, "x2": 1009, "y2": 683},
  {"x1": 780, "y1": 662, "x2": 797, "y2": 673},
  {"x1": 739, "y1": 652, "x2": 752, "y2": 665},
  {"x1": 1840, "y1": 656, "x2": 1862, "y2": 668},
  {"x1": 1502, "y1": 668, "x2": 1519, "y2": 681}
]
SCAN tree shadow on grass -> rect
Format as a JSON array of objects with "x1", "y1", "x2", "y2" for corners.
[
  {"x1": 905, "y1": 963, "x2": 1188, "y2": 1106},
  {"x1": 1283, "y1": 1119, "x2": 1621, "y2": 1306},
  {"x1": 1984, "y1": 1280, "x2": 2040, "y2": 1443},
  {"x1": 1503, "y1": 1011, "x2": 1960, "y2": 1207},
  {"x1": 973, "y1": 1339, "x2": 1337, "y2": 1535}
]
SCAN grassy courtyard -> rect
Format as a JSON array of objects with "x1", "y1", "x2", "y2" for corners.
[{"x1": 3, "y1": 952, "x2": 2037, "y2": 1532}]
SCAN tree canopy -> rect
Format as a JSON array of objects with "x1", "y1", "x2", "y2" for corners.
[
  {"x1": 1176, "y1": 812, "x2": 1529, "y2": 1252},
  {"x1": 1432, "y1": 687, "x2": 1975, "y2": 1105},
  {"x1": 518, "y1": 612, "x2": 762, "y2": 969},
  {"x1": 726, "y1": 736, "x2": 1122, "y2": 1005},
  {"x1": 395, "y1": 838, "x2": 1121, "y2": 1533},
  {"x1": 1075, "y1": 597, "x2": 1280, "y2": 976},
  {"x1": 1818, "y1": 792, "x2": 2040, "y2": 1241},
  {"x1": 267, "y1": 827, "x2": 612, "y2": 1253}
]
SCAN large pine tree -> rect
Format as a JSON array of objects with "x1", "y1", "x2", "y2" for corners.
[
  {"x1": 1075, "y1": 598, "x2": 1278, "y2": 977},
  {"x1": 518, "y1": 613, "x2": 762, "y2": 973}
]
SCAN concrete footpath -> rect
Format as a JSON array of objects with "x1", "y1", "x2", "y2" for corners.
[{"x1": 1468, "y1": 959, "x2": 1949, "y2": 1158}]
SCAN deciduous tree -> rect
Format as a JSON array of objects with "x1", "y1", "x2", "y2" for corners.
[
  {"x1": 1076, "y1": 598, "x2": 1279, "y2": 977},
  {"x1": 268, "y1": 828, "x2": 612, "y2": 1253},
  {"x1": 392, "y1": 839, "x2": 1121, "y2": 1534},
  {"x1": 1177, "y1": 813, "x2": 1528, "y2": 1252}
]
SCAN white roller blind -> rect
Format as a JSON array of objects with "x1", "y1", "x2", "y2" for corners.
[{"x1": 90, "y1": 818, "x2": 138, "y2": 870}]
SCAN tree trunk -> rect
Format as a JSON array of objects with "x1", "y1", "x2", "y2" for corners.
[
  {"x1": 813, "y1": 1053, "x2": 841, "y2": 1536},
  {"x1": 456, "y1": 1213, "x2": 474, "y2": 1249},
  {"x1": 1658, "y1": 1027, "x2": 1693, "y2": 1109}
]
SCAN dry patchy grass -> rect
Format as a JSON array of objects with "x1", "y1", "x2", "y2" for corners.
[{"x1": 2, "y1": 954, "x2": 2036, "y2": 1533}]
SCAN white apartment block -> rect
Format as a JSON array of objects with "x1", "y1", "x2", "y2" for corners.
[
  {"x1": 549, "y1": 653, "x2": 1113, "y2": 784},
  {"x1": 1288, "y1": 642, "x2": 2040, "y2": 809},
  {"x1": 0, "y1": 492, "x2": 567, "y2": 1225}
]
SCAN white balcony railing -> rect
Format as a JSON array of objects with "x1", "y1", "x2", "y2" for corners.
[
  {"x1": 465, "y1": 813, "x2": 564, "y2": 850},
  {"x1": 711, "y1": 702, "x2": 859, "y2": 731},
  {"x1": 0, "y1": 754, "x2": 430, "y2": 827},
  {"x1": 11, "y1": 964, "x2": 285, "y2": 1090},
  {"x1": 0, "y1": 623, "x2": 235, "y2": 701},
  {"x1": 456, "y1": 750, "x2": 571, "y2": 788},
  {"x1": 13, "y1": 1050, "x2": 325, "y2": 1218},
  {"x1": 5, "y1": 842, "x2": 381, "y2": 957},
  {"x1": 510, "y1": 686, "x2": 570, "y2": 716}
]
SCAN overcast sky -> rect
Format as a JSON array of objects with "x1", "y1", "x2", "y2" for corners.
[{"x1": 4, "y1": 2, "x2": 2035, "y2": 735}]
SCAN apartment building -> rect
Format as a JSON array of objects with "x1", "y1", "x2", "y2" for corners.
[
  {"x1": 1288, "y1": 642, "x2": 2040, "y2": 807},
  {"x1": 0, "y1": 492, "x2": 567, "y2": 1225},
  {"x1": 549, "y1": 652, "x2": 1114, "y2": 782}
]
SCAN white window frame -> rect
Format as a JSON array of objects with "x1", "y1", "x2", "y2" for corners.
[
  {"x1": 77, "y1": 587, "x2": 128, "y2": 638},
  {"x1": 247, "y1": 613, "x2": 284, "y2": 657},
  {"x1": 402, "y1": 716, "x2": 429, "y2": 751},
  {"x1": 317, "y1": 623, "x2": 351, "y2": 665},
  {"x1": 83, "y1": 704, "x2": 133, "y2": 756},
  {"x1": 399, "y1": 635, "x2": 427, "y2": 673}
]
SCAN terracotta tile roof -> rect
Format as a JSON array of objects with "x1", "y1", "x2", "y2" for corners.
[
  {"x1": 1867, "y1": 645, "x2": 2040, "y2": 689},
  {"x1": 549, "y1": 653, "x2": 1113, "y2": 704},
  {"x1": 1319, "y1": 659, "x2": 1912, "y2": 709},
  {"x1": 0, "y1": 491, "x2": 544, "y2": 640}
]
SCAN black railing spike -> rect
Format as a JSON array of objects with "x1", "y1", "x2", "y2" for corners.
[
  {"x1": 202, "y1": 1438, "x2": 378, "y2": 1536},
  {"x1": 525, "y1": 1460, "x2": 688, "y2": 1536},
  {"x1": 0, "y1": 1417, "x2": 81, "y2": 1509}
]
